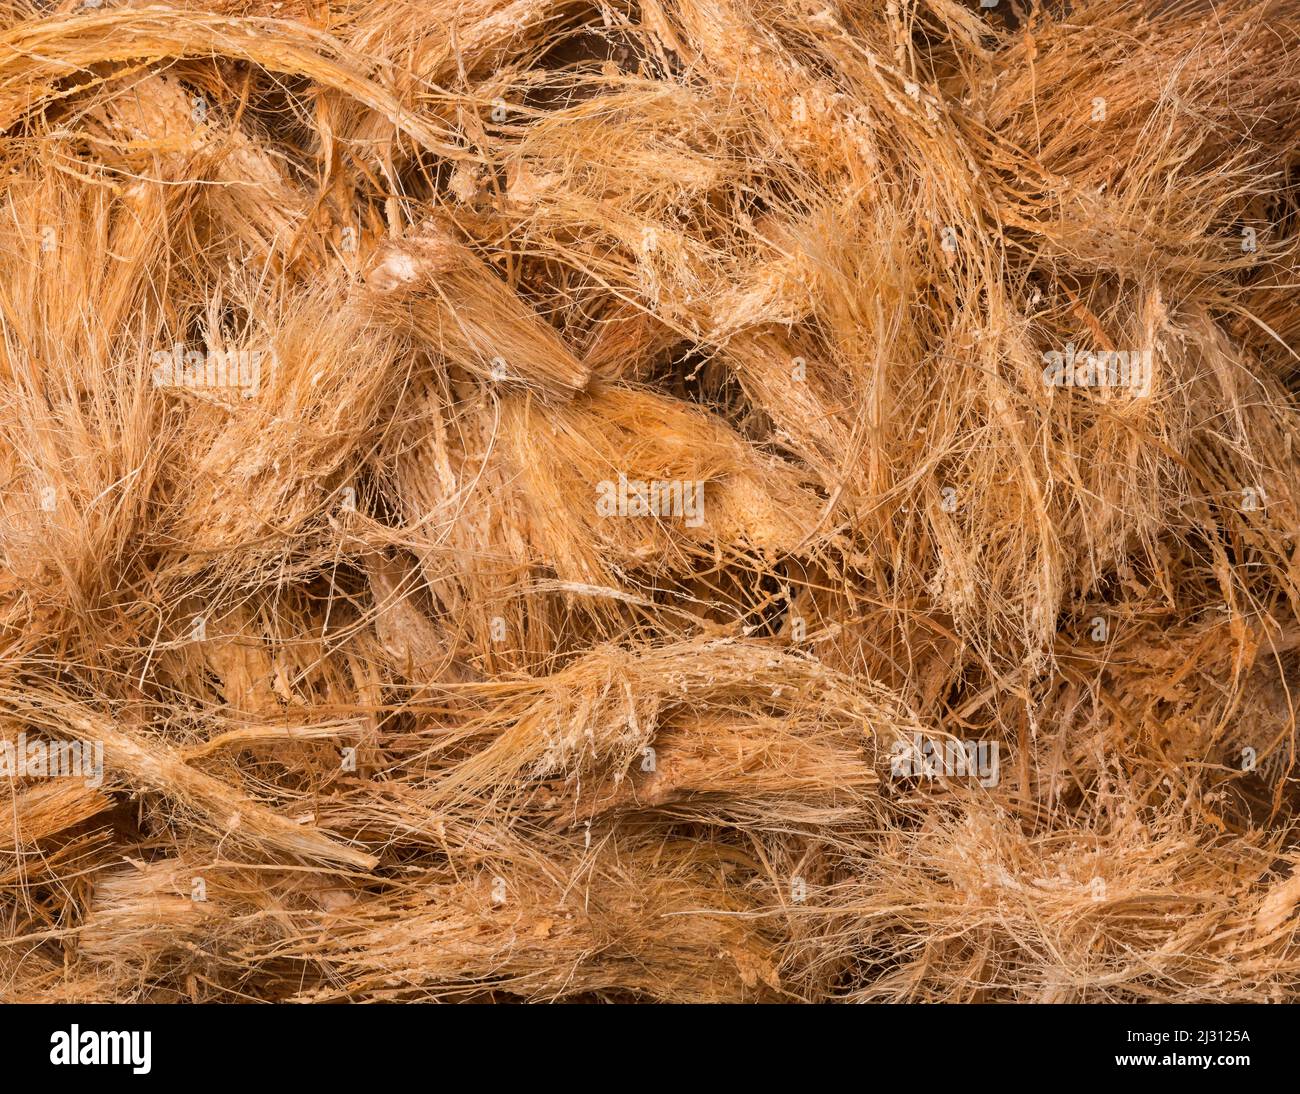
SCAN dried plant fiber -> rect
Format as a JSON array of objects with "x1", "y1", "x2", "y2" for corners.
[{"x1": 2, "y1": 0, "x2": 1300, "y2": 1003}]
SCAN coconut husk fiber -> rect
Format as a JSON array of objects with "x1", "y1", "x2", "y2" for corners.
[{"x1": 2, "y1": 0, "x2": 1300, "y2": 1004}]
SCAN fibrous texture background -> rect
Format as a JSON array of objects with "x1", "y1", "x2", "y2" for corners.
[{"x1": 3, "y1": 0, "x2": 1300, "y2": 1003}]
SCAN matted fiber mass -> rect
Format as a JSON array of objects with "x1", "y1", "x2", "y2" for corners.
[{"x1": 2, "y1": 0, "x2": 1300, "y2": 1002}]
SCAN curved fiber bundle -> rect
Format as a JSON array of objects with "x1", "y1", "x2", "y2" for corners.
[{"x1": 1, "y1": 0, "x2": 1299, "y2": 1002}]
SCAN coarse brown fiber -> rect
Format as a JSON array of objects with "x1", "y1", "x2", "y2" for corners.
[{"x1": 2, "y1": 0, "x2": 1300, "y2": 1002}]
